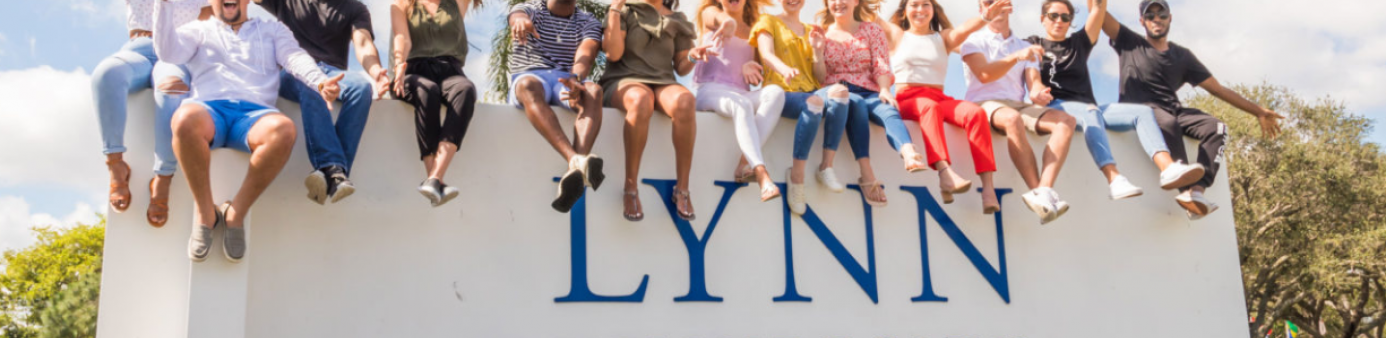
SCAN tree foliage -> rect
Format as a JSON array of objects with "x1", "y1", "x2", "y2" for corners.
[
  {"x1": 0, "y1": 220, "x2": 105, "y2": 338},
  {"x1": 1189, "y1": 84, "x2": 1386, "y2": 338},
  {"x1": 485, "y1": 0, "x2": 611, "y2": 102}
]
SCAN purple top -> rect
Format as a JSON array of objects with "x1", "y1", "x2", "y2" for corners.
[{"x1": 693, "y1": 33, "x2": 755, "y2": 91}]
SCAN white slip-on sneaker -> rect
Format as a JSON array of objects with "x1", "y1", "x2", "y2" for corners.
[
  {"x1": 304, "y1": 170, "x2": 328, "y2": 205},
  {"x1": 1108, "y1": 175, "x2": 1144, "y2": 200},
  {"x1": 1044, "y1": 188, "x2": 1070, "y2": 222},
  {"x1": 816, "y1": 167, "x2": 846, "y2": 193},
  {"x1": 1021, "y1": 190, "x2": 1056, "y2": 224},
  {"x1": 1159, "y1": 161, "x2": 1206, "y2": 190},
  {"x1": 787, "y1": 169, "x2": 806, "y2": 215}
]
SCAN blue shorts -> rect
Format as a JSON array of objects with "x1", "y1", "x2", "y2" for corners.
[
  {"x1": 508, "y1": 69, "x2": 586, "y2": 110},
  {"x1": 188, "y1": 100, "x2": 278, "y2": 153}
]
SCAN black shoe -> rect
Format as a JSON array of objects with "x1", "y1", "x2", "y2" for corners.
[
  {"x1": 325, "y1": 166, "x2": 354, "y2": 203},
  {"x1": 552, "y1": 168, "x2": 586, "y2": 213}
]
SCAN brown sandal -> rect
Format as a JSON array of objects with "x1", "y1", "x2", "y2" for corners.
[
  {"x1": 147, "y1": 176, "x2": 170, "y2": 227},
  {"x1": 733, "y1": 167, "x2": 755, "y2": 184},
  {"x1": 107, "y1": 159, "x2": 131, "y2": 213},
  {"x1": 673, "y1": 189, "x2": 696, "y2": 221},
  {"x1": 902, "y1": 152, "x2": 928, "y2": 173},
  {"x1": 623, "y1": 191, "x2": 644, "y2": 222}
]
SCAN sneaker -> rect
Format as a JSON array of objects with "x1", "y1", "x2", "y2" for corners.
[
  {"x1": 571, "y1": 154, "x2": 605, "y2": 190},
  {"x1": 551, "y1": 168, "x2": 586, "y2": 213},
  {"x1": 1175, "y1": 190, "x2": 1213, "y2": 216},
  {"x1": 787, "y1": 168, "x2": 806, "y2": 215},
  {"x1": 187, "y1": 207, "x2": 223, "y2": 262},
  {"x1": 1187, "y1": 202, "x2": 1220, "y2": 220},
  {"x1": 1108, "y1": 175, "x2": 1144, "y2": 200},
  {"x1": 816, "y1": 167, "x2": 846, "y2": 193},
  {"x1": 1044, "y1": 188, "x2": 1070, "y2": 221},
  {"x1": 1159, "y1": 161, "x2": 1205, "y2": 190},
  {"x1": 1021, "y1": 189, "x2": 1057, "y2": 224},
  {"x1": 220, "y1": 202, "x2": 245, "y2": 263},
  {"x1": 326, "y1": 166, "x2": 355, "y2": 204},
  {"x1": 418, "y1": 178, "x2": 444, "y2": 206},
  {"x1": 304, "y1": 169, "x2": 328, "y2": 205},
  {"x1": 438, "y1": 183, "x2": 461, "y2": 207}
]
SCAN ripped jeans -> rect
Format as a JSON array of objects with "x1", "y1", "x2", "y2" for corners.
[
  {"x1": 780, "y1": 86, "x2": 850, "y2": 160},
  {"x1": 91, "y1": 37, "x2": 191, "y2": 176}
]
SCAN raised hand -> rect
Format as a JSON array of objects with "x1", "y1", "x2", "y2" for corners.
[
  {"x1": 742, "y1": 61, "x2": 764, "y2": 86},
  {"x1": 318, "y1": 73, "x2": 345, "y2": 111},
  {"x1": 982, "y1": 0, "x2": 1012, "y2": 22},
  {"x1": 808, "y1": 27, "x2": 827, "y2": 50},
  {"x1": 511, "y1": 14, "x2": 539, "y2": 45},
  {"x1": 558, "y1": 76, "x2": 588, "y2": 108},
  {"x1": 391, "y1": 61, "x2": 409, "y2": 99},
  {"x1": 1259, "y1": 110, "x2": 1285, "y2": 138}
]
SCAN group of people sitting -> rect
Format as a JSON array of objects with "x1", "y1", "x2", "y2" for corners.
[{"x1": 92, "y1": 0, "x2": 1281, "y2": 263}]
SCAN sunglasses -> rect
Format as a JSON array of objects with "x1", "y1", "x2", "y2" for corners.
[
  {"x1": 1143, "y1": 12, "x2": 1169, "y2": 21},
  {"x1": 1045, "y1": 12, "x2": 1072, "y2": 23}
]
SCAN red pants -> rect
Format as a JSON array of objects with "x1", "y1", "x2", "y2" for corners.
[{"x1": 896, "y1": 86, "x2": 996, "y2": 173}]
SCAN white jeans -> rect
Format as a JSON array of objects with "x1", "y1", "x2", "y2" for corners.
[{"x1": 695, "y1": 83, "x2": 787, "y2": 168}]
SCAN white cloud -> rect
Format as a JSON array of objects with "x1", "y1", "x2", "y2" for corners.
[
  {"x1": 0, "y1": 67, "x2": 107, "y2": 193},
  {"x1": 0, "y1": 196, "x2": 99, "y2": 254}
]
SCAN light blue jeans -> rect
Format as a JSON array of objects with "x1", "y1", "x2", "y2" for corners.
[
  {"x1": 92, "y1": 37, "x2": 191, "y2": 176},
  {"x1": 1049, "y1": 100, "x2": 1169, "y2": 169}
]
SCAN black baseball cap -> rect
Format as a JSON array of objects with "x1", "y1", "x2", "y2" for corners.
[{"x1": 1140, "y1": 0, "x2": 1169, "y2": 14}]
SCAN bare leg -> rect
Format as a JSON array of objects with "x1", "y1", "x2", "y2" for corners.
[
  {"x1": 613, "y1": 83, "x2": 656, "y2": 193},
  {"x1": 225, "y1": 113, "x2": 296, "y2": 228},
  {"x1": 1152, "y1": 151, "x2": 1174, "y2": 170},
  {"x1": 574, "y1": 83, "x2": 604, "y2": 156},
  {"x1": 653, "y1": 84, "x2": 697, "y2": 218},
  {"x1": 515, "y1": 77, "x2": 578, "y2": 161},
  {"x1": 790, "y1": 159, "x2": 807, "y2": 184},
  {"x1": 1033, "y1": 110, "x2": 1075, "y2": 188},
  {"x1": 430, "y1": 142, "x2": 459, "y2": 181},
  {"x1": 992, "y1": 109, "x2": 1041, "y2": 190},
  {"x1": 171, "y1": 104, "x2": 218, "y2": 226},
  {"x1": 979, "y1": 171, "x2": 999, "y2": 212}
]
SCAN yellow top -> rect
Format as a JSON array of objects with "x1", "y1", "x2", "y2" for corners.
[{"x1": 748, "y1": 14, "x2": 820, "y2": 92}]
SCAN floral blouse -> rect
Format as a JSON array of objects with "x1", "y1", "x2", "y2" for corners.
[{"x1": 822, "y1": 21, "x2": 893, "y2": 92}]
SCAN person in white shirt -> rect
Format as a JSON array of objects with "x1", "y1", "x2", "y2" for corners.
[
  {"x1": 155, "y1": 0, "x2": 344, "y2": 263},
  {"x1": 959, "y1": 0, "x2": 1077, "y2": 225}
]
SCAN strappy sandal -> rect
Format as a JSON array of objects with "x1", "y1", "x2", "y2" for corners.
[
  {"x1": 902, "y1": 152, "x2": 928, "y2": 173},
  {"x1": 146, "y1": 176, "x2": 170, "y2": 227},
  {"x1": 623, "y1": 190, "x2": 644, "y2": 222},
  {"x1": 758, "y1": 176, "x2": 781, "y2": 202},
  {"x1": 733, "y1": 167, "x2": 756, "y2": 184},
  {"x1": 672, "y1": 189, "x2": 696, "y2": 221},
  {"x1": 859, "y1": 178, "x2": 888, "y2": 207},
  {"x1": 107, "y1": 159, "x2": 131, "y2": 213}
]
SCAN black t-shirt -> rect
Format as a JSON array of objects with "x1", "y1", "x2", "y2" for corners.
[
  {"x1": 1110, "y1": 24, "x2": 1212, "y2": 112},
  {"x1": 258, "y1": 0, "x2": 374, "y2": 70},
  {"x1": 1026, "y1": 28, "x2": 1097, "y2": 104}
]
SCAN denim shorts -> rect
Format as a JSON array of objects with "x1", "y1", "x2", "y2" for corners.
[
  {"x1": 189, "y1": 100, "x2": 278, "y2": 153},
  {"x1": 508, "y1": 69, "x2": 588, "y2": 111}
]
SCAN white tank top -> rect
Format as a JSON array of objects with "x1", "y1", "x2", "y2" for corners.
[{"x1": 891, "y1": 31, "x2": 949, "y2": 86}]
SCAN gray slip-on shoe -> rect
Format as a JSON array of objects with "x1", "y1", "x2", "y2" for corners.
[
  {"x1": 188, "y1": 208, "x2": 223, "y2": 262},
  {"x1": 220, "y1": 202, "x2": 246, "y2": 263}
]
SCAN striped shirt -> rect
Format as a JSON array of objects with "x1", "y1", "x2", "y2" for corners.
[{"x1": 508, "y1": 0, "x2": 603, "y2": 74}]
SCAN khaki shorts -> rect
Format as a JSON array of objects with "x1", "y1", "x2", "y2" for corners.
[{"x1": 981, "y1": 99, "x2": 1053, "y2": 135}]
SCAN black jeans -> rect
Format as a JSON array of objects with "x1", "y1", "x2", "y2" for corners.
[
  {"x1": 397, "y1": 56, "x2": 477, "y2": 159},
  {"x1": 1153, "y1": 106, "x2": 1226, "y2": 191}
]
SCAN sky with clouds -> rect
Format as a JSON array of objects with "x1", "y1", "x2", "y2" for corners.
[{"x1": 0, "y1": 0, "x2": 1381, "y2": 253}]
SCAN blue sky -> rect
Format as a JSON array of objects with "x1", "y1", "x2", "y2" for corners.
[{"x1": 0, "y1": 0, "x2": 1382, "y2": 252}]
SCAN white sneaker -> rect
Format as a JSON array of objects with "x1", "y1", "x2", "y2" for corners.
[
  {"x1": 787, "y1": 169, "x2": 806, "y2": 215},
  {"x1": 1021, "y1": 189, "x2": 1056, "y2": 224},
  {"x1": 1160, "y1": 161, "x2": 1205, "y2": 190},
  {"x1": 1045, "y1": 188, "x2": 1070, "y2": 222},
  {"x1": 816, "y1": 167, "x2": 846, "y2": 193},
  {"x1": 1175, "y1": 190, "x2": 1213, "y2": 216},
  {"x1": 1108, "y1": 175, "x2": 1144, "y2": 200},
  {"x1": 1188, "y1": 202, "x2": 1220, "y2": 220}
]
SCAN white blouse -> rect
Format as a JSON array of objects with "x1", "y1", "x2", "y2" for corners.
[{"x1": 127, "y1": 0, "x2": 206, "y2": 32}]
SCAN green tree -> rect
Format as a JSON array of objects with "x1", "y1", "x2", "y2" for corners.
[
  {"x1": 485, "y1": 0, "x2": 611, "y2": 102},
  {"x1": 0, "y1": 220, "x2": 105, "y2": 338},
  {"x1": 1188, "y1": 84, "x2": 1386, "y2": 338}
]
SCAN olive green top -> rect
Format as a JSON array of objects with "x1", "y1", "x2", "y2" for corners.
[
  {"x1": 598, "y1": 2, "x2": 695, "y2": 91},
  {"x1": 405, "y1": 0, "x2": 468, "y2": 62}
]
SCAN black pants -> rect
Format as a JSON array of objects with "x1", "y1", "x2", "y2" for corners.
[
  {"x1": 398, "y1": 56, "x2": 477, "y2": 159},
  {"x1": 1153, "y1": 106, "x2": 1226, "y2": 190}
]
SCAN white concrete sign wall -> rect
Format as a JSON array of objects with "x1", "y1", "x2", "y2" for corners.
[{"x1": 96, "y1": 94, "x2": 1250, "y2": 338}]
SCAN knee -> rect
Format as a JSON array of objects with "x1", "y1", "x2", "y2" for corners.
[
  {"x1": 761, "y1": 84, "x2": 786, "y2": 98},
  {"x1": 622, "y1": 87, "x2": 655, "y2": 114},
  {"x1": 826, "y1": 85, "x2": 849, "y2": 103},
  {"x1": 172, "y1": 107, "x2": 210, "y2": 138},
  {"x1": 584, "y1": 82, "x2": 603, "y2": 101},
  {"x1": 156, "y1": 77, "x2": 189, "y2": 95},
  {"x1": 513, "y1": 77, "x2": 544, "y2": 98},
  {"x1": 92, "y1": 58, "x2": 132, "y2": 88},
  {"x1": 1054, "y1": 111, "x2": 1078, "y2": 130},
  {"x1": 993, "y1": 111, "x2": 1024, "y2": 132},
  {"x1": 258, "y1": 115, "x2": 298, "y2": 145},
  {"x1": 805, "y1": 95, "x2": 825, "y2": 115}
]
